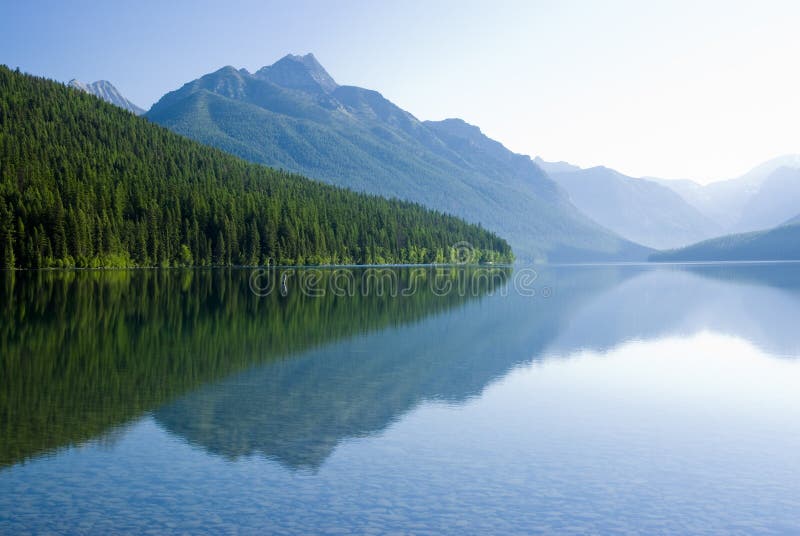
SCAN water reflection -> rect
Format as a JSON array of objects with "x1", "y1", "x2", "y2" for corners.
[
  {"x1": 546, "y1": 263, "x2": 800, "y2": 357},
  {"x1": 0, "y1": 267, "x2": 509, "y2": 468},
  {"x1": 155, "y1": 263, "x2": 800, "y2": 470},
  {"x1": 3, "y1": 264, "x2": 800, "y2": 533},
  {"x1": 6, "y1": 264, "x2": 800, "y2": 471}
]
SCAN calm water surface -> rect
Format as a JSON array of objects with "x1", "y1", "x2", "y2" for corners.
[{"x1": 2, "y1": 265, "x2": 800, "y2": 534}]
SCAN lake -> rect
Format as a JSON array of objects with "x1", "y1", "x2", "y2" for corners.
[{"x1": 2, "y1": 264, "x2": 800, "y2": 534}]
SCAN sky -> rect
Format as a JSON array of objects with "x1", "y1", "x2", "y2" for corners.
[{"x1": 2, "y1": 0, "x2": 798, "y2": 183}]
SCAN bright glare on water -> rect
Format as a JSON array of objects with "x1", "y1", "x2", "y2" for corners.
[{"x1": 1, "y1": 264, "x2": 799, "y2": 534}]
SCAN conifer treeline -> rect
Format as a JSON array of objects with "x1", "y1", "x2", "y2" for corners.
[{"x1": 0, "y1": 66, "x2": 513, "y2": 269}]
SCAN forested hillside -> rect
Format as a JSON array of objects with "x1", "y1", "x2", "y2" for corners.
[
  {"x1": 147, "y1": 54, "x2": 650, "y2": 262},
  {"x1": 0, "y1": 66, "x2": 512, "y2": 269},
  {"x1": 650, "y1": 222, "x2": 800, "y2": 262}
]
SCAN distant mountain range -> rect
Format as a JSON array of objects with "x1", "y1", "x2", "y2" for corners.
[
  {"x1": 539, "y1": 154, "x2": 800, "y2": 255},
  {"x1": 650, "y1": 155, "x2": 800, "y2": 233},
  {"x1": 539, "y1": 162, "x2": 721, "y2": 249},
  {"x1": 68, "y1": 79, "x2": 144, "y2": 114},
  {"x1": 143, "y1": 53, "x2": 649, "y2": 262},
  {"x1": 644, "y1": 155, "x2": 800, "y2": 261}
]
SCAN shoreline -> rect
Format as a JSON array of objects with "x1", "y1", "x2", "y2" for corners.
[{"x1": 1, "y1": 262, "x2": 515, "y2": 273}]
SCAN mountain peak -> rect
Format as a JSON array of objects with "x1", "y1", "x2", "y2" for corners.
[
  {"x1": 255, "y1": 53, "x2": 338, "y2": 94},
  {"x1": 207, "y1": 65, "x2": 250, "y2": 83},
  {"x1": 68, "y1": 78, "x2": 90, "y2": 92},
  {"x1": 737, "y1": 154, "x2": 800, "y2": 186},
  {"x1": 280, "y1": 52, "x2": 322, "y2": 68},
  {"x1": 68, "y1": 78, "x2": 144, "y2": 115}
]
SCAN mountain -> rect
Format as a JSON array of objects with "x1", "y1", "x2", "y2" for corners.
[
  {"x1": 733, "y1": 154, "x2": 800, "y2": 187},
  {"x1": 68, "y1": 78, "x2": 144, "y2": 114},
  {"x1": 650, "y1": 221, "x2": 800, "y2": 262},
  {"x1": 0, "y1": 65, "x2": 512, "y2": 269},
  {"x1": 255, "y1": 53, "x2": 339, "y2": 93},
  {"x1": 542, "y1": 163, "x2": 721, "y2": 249},
  {"x1": 533, "y1": 156, "x2": 581, "y2": 175},
  {"x1": 146, "y1": 53, "x2": 650, "y2": 262},
  {"x1": 735, "y1": 166, "x2": 800, "y2": 232},
  {"x1": 653, "y1": 155, "x2": 800, "y2": 232}
]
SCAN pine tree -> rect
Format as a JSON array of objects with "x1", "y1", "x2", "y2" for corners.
[
  {"x1": 1, "y1": 223, "x2": 14, "y2": 269},
  {"x1": 213, "y1": 231, "x2": 226, "y2": 266}
]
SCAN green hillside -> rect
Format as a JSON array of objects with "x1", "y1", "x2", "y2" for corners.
[
  {"x1": 651, "y1": 222, "x2": 800, "y2": 262},
  {"x1": 147, "y1": 55, "x2": 650, "y2": 262},
  {"x1": 0, "y1": 66, "x2": 512, "y2": 269}
]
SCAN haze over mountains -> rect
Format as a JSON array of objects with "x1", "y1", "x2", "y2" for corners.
[
  {"x1": 143, "y1": 53, "x2": 649, "y2": 262},
  {"x1": 651, "y1": 155, "x2": 800, "y2": 233},
  {"x1": 69, "y1": 53, "x2": 800, "y2": 263},
  {"x1": 68, "y1": 79, "x2": 144, "y2": 115},
  {"x1": 538, "y1": 154, "x2": 800, "y2": 254},
  {"x1": 647, "y1": 155, "x2": 800, "y2": 260},
  {"x1": 538, "y1": 162, "x2": 721, "y2": 249}
]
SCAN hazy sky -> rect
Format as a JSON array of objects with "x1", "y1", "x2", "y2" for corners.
[{"x1": 2, "y1": 0, "x2": 798, "y2": 183}]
